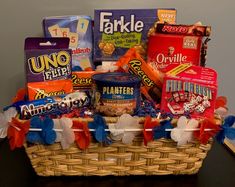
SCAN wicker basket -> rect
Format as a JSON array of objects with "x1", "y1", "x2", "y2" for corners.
[{"x1": 24, "y1": 136, "x2": 213, "y2": 176}]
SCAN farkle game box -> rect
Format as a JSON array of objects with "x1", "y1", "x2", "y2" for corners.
[{"x1": 94, "y1": 9, "x2": 176, "y2": 61}]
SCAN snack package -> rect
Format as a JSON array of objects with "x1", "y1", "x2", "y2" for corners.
[
  {"x1": 27, "y1": 79, "x2": 73, "y2": 101},
  {"x1": 155, "y1": 23, "x2": 211, "y2": 36},
  {"x1": 147, "y1": 23, "x2": 211, "y2": 72},
  {"x1": 25, "y1": 37, "x2": 72, "y2": 82},
  {"x1": 72, "y1": 71, "x2": 96, "y2": 90},
  {"x1": 92, "y1": 72, "x2": 141, "y2": 116},
  {"x1": 94, "y1": 9, "x2": 176, "y2": 62},
  {"x1": 161, "y1": 64, "x2": 217, "y2": 118},
  {"x1": 10, "y1": 92, "x2": 90, "y2": 119},
  {"x1": 43, "y1": 15, "x2": 94, "y2": 71},
  {"x1": 116, "y1": 48, "x2": 163, "y2": 103}
]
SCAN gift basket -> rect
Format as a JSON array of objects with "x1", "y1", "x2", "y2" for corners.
[{"x1": 1, "y1": 9, "x2": 235, "y2": 177}]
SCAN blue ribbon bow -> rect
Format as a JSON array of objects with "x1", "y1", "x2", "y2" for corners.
[
  {"x1": 216, "y1": 115, "x2": 235, "y2": 143},
  {"x1": 88, "y1": 114, "x2": 112, "y2": 144},
  {"x1": 27, "y1": 116, "x2": 56, "y2": 144},
  {"x1": 153, "y1": 120, "x2": 173, "y2": 140}
]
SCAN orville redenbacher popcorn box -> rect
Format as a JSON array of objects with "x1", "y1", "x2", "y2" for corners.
[
  {"x1": 94, "y1": 9, "x2": 177, "y2": 62},
  {"x1": 147, "y1": 23, "x2": 211, "y2": 72},
  {"x1": 161, "y1": 64, "x2": 217, "y2": 119}
]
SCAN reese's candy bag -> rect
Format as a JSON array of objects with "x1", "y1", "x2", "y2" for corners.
[
  {"x1": 27, "y1": 79, "x2": 73, "y2": 101},
  {"x1": 72, "y1": 71, "x2": 96, "y2": 90},
  {"x1": 116, "y1": 48, "x2": 163, "y2": 103}
]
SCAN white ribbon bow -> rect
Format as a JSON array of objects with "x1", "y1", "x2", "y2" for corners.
[
  {"x1": 53, "y1": 117, "x2": 75, "y2": 149},
  {"x1": 0, "y1": 107, "x2": 17, "y2": 138},
  {"x1": 109, "y1": 114, "x2": 141, "y2": 144},
  {"x1": 171, "y1": 116, "x2": 199, "y2": 146}
]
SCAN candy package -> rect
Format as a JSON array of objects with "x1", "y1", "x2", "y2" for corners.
[
  {"x1": 27, "y1": 79, "x2": 73, "y2": 101},
  {"x1": 43, "y1": 15, "x2": 94, "y2": 71},
  {"x1": 94, "y1": 9, "x2": 176, "y2": 62},
  {"x1": 147, "y1": 23, "x2": 211, "y2": 72},
  {"x1": 10, "y1": 92, "x2": 90, "y2": 119},
  {"x1": 72, "y1": 71, "x2": 96, "y2": 90},
  {"x1": 161, "y1": 64, "x2": 217, "y2": 118},
  {"x1": 116, "y1": 48, "x2": 163, "y2": 103}
]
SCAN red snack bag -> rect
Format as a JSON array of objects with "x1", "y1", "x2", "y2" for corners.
[
  {"x1": 27, "y1": 79, "x2": 73, "y2": 100},
  {"x1": 116, "y1": 48, "x2": 163, "y2": 103}
]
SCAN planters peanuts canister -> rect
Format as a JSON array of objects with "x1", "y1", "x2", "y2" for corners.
[{"x1": 92, "y1": 72, "x2": 141, "y2": 116}]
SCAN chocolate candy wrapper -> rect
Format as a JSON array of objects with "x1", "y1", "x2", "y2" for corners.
[
  {"x1": 27, "y1": 79, "x2": 73, "y2": 101},
  {"x1": 72, "y1": 71, "x2": 96, "y2": 90},
  {"x1": 155, "y1": 23, "x2": 211, "y2": 37},
  {"x1": 116, "y1": 48, "x2": 163, "y2": 103},
  {"x1": 8, "y1": 92, "x2": 90, "y2": 119}
]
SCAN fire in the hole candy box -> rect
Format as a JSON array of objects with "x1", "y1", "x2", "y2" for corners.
[
  {"x1": 161, "y1": 64, "x2": 218, "y2": 118},
  {"x1": 94, "y1": 9, "x2": 176, "y2": 61}
]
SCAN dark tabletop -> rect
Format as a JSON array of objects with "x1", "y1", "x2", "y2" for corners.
[{"x1": 0, "y1": 139, "x2": 234, "y2": 187}]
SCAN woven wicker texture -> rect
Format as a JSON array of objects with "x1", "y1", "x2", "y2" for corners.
[{"x1": 24, "y1": 137, "x2": 212, "y2": 176}]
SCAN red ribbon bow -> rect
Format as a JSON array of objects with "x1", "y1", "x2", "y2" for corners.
[
  {"x1": 7, "y1": 118, "x2": 30, "y2": 150},
  {"x1": 143, "y1": 116, "x2": 159, "y2": 146},
  {"x1": 194, "y1": 118, "x2": 221, "y2": 144},
  {"x1": 72, "y1": 120, "x2": 91, "y2": 150}
]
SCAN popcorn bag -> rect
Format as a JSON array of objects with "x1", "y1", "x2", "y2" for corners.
[{"x1": 1, "y1": 8, "x2": 234, "y2": 177}]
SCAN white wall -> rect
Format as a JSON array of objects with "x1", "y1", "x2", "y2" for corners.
[{"x1": 0, "y1": 0, "x2": 234, "y2": 113}]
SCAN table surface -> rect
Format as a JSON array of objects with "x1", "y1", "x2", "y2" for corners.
[{"x1": 0, "y1": 139, "x2": 234, "y2": 187}]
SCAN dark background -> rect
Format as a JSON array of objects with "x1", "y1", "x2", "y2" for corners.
[{"x1": 0, "y1": 139, "x2": 234, "y2": 187}]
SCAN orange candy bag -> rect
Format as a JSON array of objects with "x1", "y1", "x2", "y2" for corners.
[
  {"x1": 27, "y1": 79, "x2": 73, "y2": 101},
  {"x1": 116, "y1": 48, "x2": 163, "y2": 103}
]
